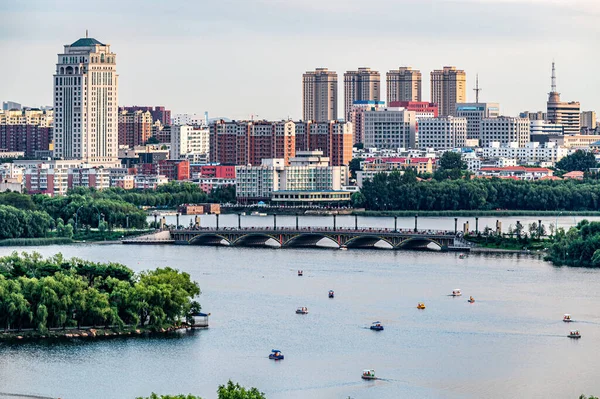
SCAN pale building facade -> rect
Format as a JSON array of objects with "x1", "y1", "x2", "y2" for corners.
[
  {"x1": 171, "y1": 125, "x2": 210, "y2": 161},
  {"x1": 302, "y1": 68, "x2": 338, "y2": 122},
  {"x1": 430, "y1": 66, "x2": 466, "y2": 117},
  {"x1": 482, "y1": 141, "x2": 569, "y2": 165},
  {"x1": 580, "y1": 111, "x2": 597, "y2": 131},
  {"x1": 53, "y1": 36, "x2": 119, "y2": 165},
  {"x1": 455, "y1": 103, "x2": 500, "y2": 141},
  {"x1": 386, "y1": 67, "x2": 421, "y2": 103},
  {"x1": 418, "y1": 117, "x2": 468, "y2": 150},
  {"x1": 480, "y1": 117, "x2": 530, "y2": 148},
  {"x1": 547, "y1": 63, "x2": 580, "y2": 134},
  {"x1": 362, "y1": 108, "x2": 417, "y2": 149}
]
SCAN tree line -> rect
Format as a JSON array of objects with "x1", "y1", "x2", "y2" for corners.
[
  {"x1": 0, "y1": 252, "x2": 201, "y2": 332},
  {"x1": 546, "y1": 220, "x2": 600, "y2": 267},
  {"x1": 354, "y1": 171, "x2": 600, "y2": 211},
  {"x1": 137, "y1": 381, "x2": 266, "y2": 399}
]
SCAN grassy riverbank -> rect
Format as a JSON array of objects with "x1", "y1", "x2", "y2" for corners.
[
  {"x1": 0, "y1": 229, "x2": 153, "y2": 247},
  {"x1": 465, "y1": 235, "x2": 549, "y2": 251},
  {"x1": 354, "y1": 210, "x2": 600, "y2": 217}
]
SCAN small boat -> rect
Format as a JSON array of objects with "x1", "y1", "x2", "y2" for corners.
[
  {"x1": 329, "y1": 290, "x2": 335, "y2": 298},
  {"x1": 468, "y1": 296, "x2": 475, "y2": 303},
  {"x1": 451, "y1": 289, "x2": 462, "y2": 297},
  {"x1": 568, "y1": 330, "x2": 581, "y2": 339},
  {"x1": 361, "y1": 369, "x2": 376, "y2": 380},
  {"x1": 370, "y1": 321, "x2": 384, "y2": 331},
  {"x1": 459, "y1": 253, "x2": 466, "y2": 259},
  {"x1": 339, "y1": 246, "x2": 348, "y2": 251},
  {"x1": 268, "y1": 349, "x2": 284, "y2": 360},
  {"x1": 258, "y1": 213, "x2": 267, "y2": 217},
  {"x1": 563, "y1": 314, "x2": 572, "y2": 322},
  {"x1": 297, "y1": 270, "x2": 303, "y2": 276},
  {"x1": 251, "y1": 211, "x2": 260, "y2": 216},
  {"x1": 417, "y1": 302, "x2": 426, "y2": 309},
  {"x1": 296, "y1": 307, "x2": 309, "y2": 314}
]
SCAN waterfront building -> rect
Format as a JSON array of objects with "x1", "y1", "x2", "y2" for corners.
[
  {"x1": 53, "y1": 35, "x2": 119, "y2": 165},
  {"x1": 455, "y1": 102, "x2": 500, "y2": 141},
  {"x1": 356, "y1": 156, "x2": 434, "y2": 187},
  {"x1": 547, "y1": 63, "x2": 580, "y2": 134},
  {"x1": 302, "y1": 68, "x2": 338, "y2": 122},
  {"x1": 0, "y1": 109, "x2": 53, "y2": 157},
  {"x1": 170, "y1": 125, "x2": 210, "y2": 161},
  {"x1": 118, "y1": 110, "x2": 152, "y2": 147},
  {"x1": 68, "y1": 167, "x2": 111, "y2": 190},
  {"x1": 477, "y1": 166, "x2": 553, "y2": 180},
  {"x1": 417, "y1": 117, "x2": 468, "y2": 150},
  {"x1": 344, "y1": 68, "x2": 381, "y2": 120},
  {"x1": 271, "y1": 190, "x2": 351, "y2": 206},
  {"x1": 120, "y1": 106, "x2": 171, "y2": 126},
  {"x1": 386, "y1": 67, "x2": 421, "y2": 103},
  {"x1": 480, "y1": 117, "x2": 530, "y2": 148},
  {"x1": 362, "y1": 107, "x2": 417, "y2": 149},
  {"x1": 430, "y1": 66, "x2": 466, "y2": 116},
  {"x1": 192, "y1": 176, "x2": 236, "y2": 194}
]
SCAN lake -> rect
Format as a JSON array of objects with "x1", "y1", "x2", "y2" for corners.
[{"x1": 0, "y1": 239, "x2": 598, "y2": 398}]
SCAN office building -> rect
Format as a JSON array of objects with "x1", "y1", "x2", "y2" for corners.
[
  {"x1": 362, "y1": 107, "x2": 417, "y2": 149},
  {"x1": 430, "y1": 66, "x2": 466, "y2": 116},
  {"x1": 547, "y1": 62, "x2": 580, "y2": 134},
  {"x1": 344, "y1": 68, "x2": 380, "y2": 120},
  {"x1": 302, "y1": 68, "x2": 338, "y2": 122},
  {"x1": 455, "y1": 103, "x2": 500, "y2": 141},
  {"x1": 2, "y1": 101, "x2": 22, "y2": 111},
  {"x1": 118, "y1": 110, "x2": 152, "y2": 147},
  {"x1": 348, "y1": 101, "x2": 385, "y2": 144},
  {"x1": 418, "y1": 117, "x2": 468, "y2": 149},
  {"x1": 386, "y1": 67, "x2": 421, "y2": 103},
  {"x1": 480, "y1": 117, "x2": 530, "y2": 148},
  {"x1": 53, "y1": 35, "x2": 119, "y2": 165}
]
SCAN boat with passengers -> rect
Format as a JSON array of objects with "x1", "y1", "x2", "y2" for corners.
[
  {"x1": 269, "y1": 349, "x2": 284, "y2": 360},
  {"x1": 568, "y1": 330, "x2": 581, "y2": 339},
  {"x1": 451, "y1": 289, "x2": 462, "y2": 297},
  {"x1": 329, "y1": 290, "x2": 335, "y2": 298},
  {"x1": 361, "y1": 369, "x2": 376, "y2": 380},
  {"x1": 370, "y1": 321, "x2": 384, "y2": 331},
  {"x1": 296, "y1": 307, "x2": 308, "y2": 314},
  {"x1": 563, "y1": 314, "x2": 572, "y2": 322}
]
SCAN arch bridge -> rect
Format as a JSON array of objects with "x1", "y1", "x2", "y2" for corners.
[{"x1": 169, "y1": 227, "x2": 471, "y2": 251}]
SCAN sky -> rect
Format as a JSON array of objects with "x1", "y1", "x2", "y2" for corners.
[{"x1": 0, "y1": 0, "x2": 598, "y2": 120}]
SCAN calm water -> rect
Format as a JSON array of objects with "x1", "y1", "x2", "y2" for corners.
[{"x1": 0, "y1": 243, "x2": 599, "y2": 399}]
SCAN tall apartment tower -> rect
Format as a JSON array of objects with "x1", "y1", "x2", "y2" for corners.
[
  {"x1": 302, "y1": 68, "x2": 338, "y2": 122},
  {"x1": 430, "y1": 66, "x2": 466, "y2": 117},
  {"x1": 386, "y1": 67, "x2": 422, "y2": 103},
  {"x1": 344, "y1": 67, "x2": 381, "y2": 120},
  {"x1": 53, "y1": 35, "x2": 118, "y2": 165},
  {"x1": 546, "y1": 62, "x2": 580, "y2": 134}
]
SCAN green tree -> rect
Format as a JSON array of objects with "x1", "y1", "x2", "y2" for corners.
[
  {"x1": 556, "y1": 150, "x2": 597, "y2": 172},
  {"x1": 438, "y1": 152, "x2": 466, "y2": 171},
  {"x1": 145, "y1": 136, "x2": 160, "y2": 145},
  {"x1": 217, "y1": 381, "x2": 266, "y2": 399},
  {"x1": 348, "y1": 158, "x2": 362, "y2": 179}
]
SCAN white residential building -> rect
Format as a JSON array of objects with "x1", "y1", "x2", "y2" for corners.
[
  {"x1": 362, "y1": 107, "x2": 417, "y2": 149},
  {"x1": 480, "y1": 117, "x2": 530, "y2": 148},
  {"x1": 134, "y1": 174, "x2": 168, "y2": 190},
  {"x1": 53, "y1": 35, "x2": 119, "y2": 165},
  {"x1": 418, "y1": 116, "x2": 467, "y2": 149},
  {"x1": 235, "y1": 159, "x2": 284, "y2": 202},
  {"x1": 482, "y1": 141, "x2": 569, "y2": 165},
  {"x1": 171, "y1": 113, "x2": 206, "y2": 126},
  {"x1": 462, "y1": 152, "x2": 482, "y2": 172},
  {"x1": 170, "y1": 125, "x2": 210, "y2": 161}
]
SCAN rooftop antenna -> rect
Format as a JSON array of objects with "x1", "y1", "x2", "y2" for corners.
[
  {"x1": 551, "y1": 61, "x2": 557, "y2": 93},
  {"x1": 86, "y1": 29, "x2": 89, "y2": 38},
  {"x1": 474, "y1": 74, "x2": 482, "y2": 104}
]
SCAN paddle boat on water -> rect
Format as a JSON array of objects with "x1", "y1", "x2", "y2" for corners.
[
  {"x1": 451, "y1": 289, "x2": 462, "y2": 297},
  {"x1": 468, "y1": 296, "x2": 475, "y2": 303},
  {"x1": 568, "y1": 330, "x2": 581, "y2": 339},
  {"x1": 563, "y1": 314, "x2": 572, "y2": 322},
  {"x1": 329, "y1": 290, "x2": 335, "y2": 298},
  {"x1": 269, "y1": 349, "x2": 284, "y2": 360},
  {"x1": 297, "y1": 270, "x2": 303, "y2": 276},
  {"x1": 339, "y1": 246, "x2": 348, "y2": 251},
  {"x1": 361, "y1": 369, "x2": 376, "y2": 380},
  {"x1": 296, "y1": 307, "x2": 309, "y2": 314},
  {"x1": 370, "y1": 321, "x2": 384, "y2": 331},
  {"x1": 417, "y1": 302, "x2": 426, "y2": 309},
  {"x1": 459, "y1": 253, "x2": 466, "y2": 259}
]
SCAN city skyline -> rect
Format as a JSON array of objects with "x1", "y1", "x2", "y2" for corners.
[{"x1": 1, "y1": 0, "x2": 598, "y2": 120}]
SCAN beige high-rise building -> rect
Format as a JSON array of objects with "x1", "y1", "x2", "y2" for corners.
[
  {"x1": 547, "y1": 62, "x2": 580, "y2": 134},
  {"x1": 386, "y1": 67, "x2": 421, "y2": 103},
  {"x1": 344, "y1": 67, "x2": 381, "y2": 120},
  {"x1": 580, "y1": 111, "x2": 597, "y2": 131},
  {"x1": 430, "y1": 66, "x2": 466, "y2": 117},
  {"x1": 53, "y1": 34, "x2": 119, "y2": 165},
  {"x1": 302, "y1": 68, "x2": 338, "y2": 122}
]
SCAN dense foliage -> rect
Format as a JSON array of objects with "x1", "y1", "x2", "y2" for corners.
[
  {"x1": 547, "y1": 220, "x2": 600, "y2": 267},
  {"x1": 0, "y1": 205, "x2": 54, "y2": 240},
  {"x1": 136, "y1": 381, "x2": 266, "y2": 399},
  {"x1": 0, "y1": 252, "x2": 200, "y2": 331},
  {"x1": 556, "y1": 150, "x2": 598, "y2": 172},
  {"x1": 358, "y1": 171, "x2": 600, "y2": 211}
]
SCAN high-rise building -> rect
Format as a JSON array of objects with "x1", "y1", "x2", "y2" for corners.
[
  {"x1": 580, "y1": 111, "x2": 597, "y2": 131},
  {"x1": 118, "y1": 110, "x2": 152, "y2": 147},
  {"x1": 547, "y1": 62, "x2": 580, "y2": 134},
  {"x1": 302, "y1": 68, "x2": 338, "y2": 122},
  {"x1": 120, "y1": 106, "x2": 171, "y2": 126},
  {"x1": 430, "y1": 66, "x2": 466, "y2": 117},
  {"x1": 2, "y1": 101, "x2": 22, "y2": 111},
  {"x1": 171, "y1": 125, "x2": 210, "y2": 162},
  {"x1": 0, "y1": 109, "x2": 53, "y2": 157},
  {"x1": 386, "y1": 67, "x2": 422, "y2": 103},
  {"x1": 480, "y1": 117, "x2": 530, "y2": 148},
  {"x1": 53, "y1": 35, "x2": 119, "y2": 165},
  {"x1": 418, "y1": 116, "x2": 468, "y2": 150},
  {"x1": 344, "y1": 68, "x2": 381, "y2": 120},
  {"x1": 455, "y1": 103, "x2": 500, "y2": 141}
]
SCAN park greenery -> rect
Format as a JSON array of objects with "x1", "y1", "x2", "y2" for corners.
[
  {"x1": 555, "y1": 150, "x2": 598, "y2": 172},
  {"x1": 546, "y1": 220, "x2": 600, "y2": 267},
  {"x1": 137, "y1": 381, "x2": 266, "y2": 399},
  {"x1": 0, "y1": 252, "x2": 201, "y2": 333}
]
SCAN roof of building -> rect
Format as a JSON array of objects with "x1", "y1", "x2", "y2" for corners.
[
  {"x1": 480, "y1": 166, "x2": 552, "y2": 173},
  {"x1": 70, "y1": 38, "x2": 104, "y2": 47},
  {"x1": 364, "y1": 157, "x2": 434, "y2": 164},
  {"x1": 563, "y1": 171, "x2": 584, "y2": 178}
]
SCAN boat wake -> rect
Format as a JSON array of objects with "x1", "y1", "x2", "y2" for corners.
[{"x1": 0, "y1": 393, "x2": 56, "y2": 399}]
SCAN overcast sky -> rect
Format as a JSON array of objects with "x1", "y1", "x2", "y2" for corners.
[{"x1": 0, "y1": 0, "x2": 598, "y2": 120}]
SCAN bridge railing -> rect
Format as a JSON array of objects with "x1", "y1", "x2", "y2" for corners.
[{"x1": 171, "y1": 226, "x2": 457, "y2": 236}]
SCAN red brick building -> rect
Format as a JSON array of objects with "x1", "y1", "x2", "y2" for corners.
[
  {"x1": 0, "y1": 110, "x2": 53, "y2": 157},
  {"x1": 191, "y1": 165, "x2": 236, "y2": 179},
  {"x1": 158, "y1": 159, "x2": 190, "y2": 181},
  {"x1": 118, "y1": 110, "x2": 153, "y2": 147}
]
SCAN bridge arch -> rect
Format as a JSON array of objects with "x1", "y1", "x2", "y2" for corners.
[
  {"x1": 344, "y1": 235, "x2": 394, "y2": 249},
  {"x1": 395, "y1": 237, "x2": 443, "y2": 250},
  {"x1": 231, "y1": 233, "x2": 281, "y2": 247},
  {"x1": 189, "y1": 233, "x2": 231, "y2": 246},
  {"x1": 282, "y1": 233, "x2": 339, "y2": 249}
]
